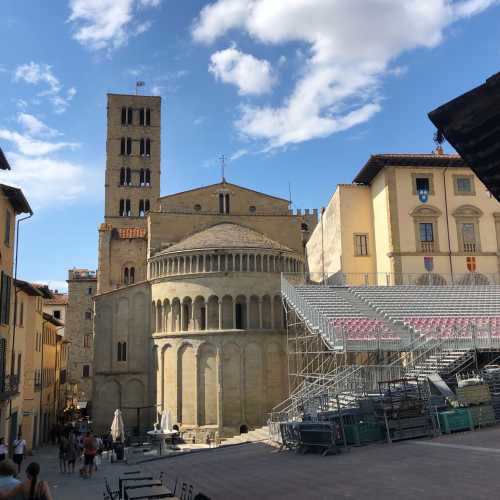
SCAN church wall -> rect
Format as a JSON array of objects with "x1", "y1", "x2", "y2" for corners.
[
  {"x1": 93, "y1": 282, "x2": 153, "y2": 433},
  {"x1": 159, "y1": 183, "x2": 290, "y2": 215},
  {"x1": 148, "y1": 212, "x2": 316, "y2": 257}
]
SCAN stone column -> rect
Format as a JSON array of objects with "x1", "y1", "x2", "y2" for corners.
[
  {"x1": 180, "y1": 302, "x2": 184, "y2": 332},
  {"x1": 270, "y1": 297, "x2": 275, "y2": 330},
  {"x1": 194, "y1": 348, "x2": 199, "y2": 426},
  {"x1": 203, "y1": 254, "x2": 206, "y2": 273},
  {"x1": 258, "y1": 298, "x2": 263, "y2": 329},
  {"x1": 204, "y1": 302, "x2": 208, "y2": 330},
  {"x1": 216, "y1": 346, "x2": 223, "y2": 434},
  {"x1": 218, "y1": 300, "x2": 223, "y2": 330},
  {"x1": 218, "y1": 254, "x2": 221, "y2": 272},
  {"x1": 244, "y1": 297, "x2": 249, "y2": 330},
  {"x1": 233, "y1": 300, "x2": 237, "y2": 330}
]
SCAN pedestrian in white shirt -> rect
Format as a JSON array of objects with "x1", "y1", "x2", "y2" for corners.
[
  {"x1": 0, "y1": 439, "x2": 7, "y2": 462},
  {"x1": 12, "y1": 435, "x2": 26, "y2": 474}
]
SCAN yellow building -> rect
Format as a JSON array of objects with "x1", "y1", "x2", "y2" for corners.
[
  {"x1": 40, "y1": 313, "x2": 63, "y2": 443},
  {"x1": 0, "y1": 180, "x2": 32, "y2": 448},
  {"x1": 307, "y1": 152, "x2": 500, "y2": 286},
  {"x1": 14, "y1": 280, "x2": 44, "y2": 452}
]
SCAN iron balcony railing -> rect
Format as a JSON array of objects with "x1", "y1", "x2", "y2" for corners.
[{"x1": 0, "y1": 374, "x2": 19, "y2": 400}]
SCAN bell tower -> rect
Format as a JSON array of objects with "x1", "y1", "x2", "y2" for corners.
[
  {"x1": 98, "y1": 93, "x2": 161, "y2": 294},
  {"x1": 104, "y1": 93, "x2": 161, "y2": 219}
]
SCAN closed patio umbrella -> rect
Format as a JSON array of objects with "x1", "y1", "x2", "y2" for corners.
[{"x1": 111, "y1": 409, "x2": 125, "y2": 442}]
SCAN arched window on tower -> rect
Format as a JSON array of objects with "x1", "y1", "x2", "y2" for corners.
[
  {"x1": 120, "y1": 168, "x2": 125, "y2": 186},
  {"x1": 139, "y1": 200, "x2": 145, "y2": 217},
  {"x1": 145, "y1": 200, "x2": 150, "y2": 213},
  {"x1": 219, "y1": 193, "x2": 224, "y2": 214},
  {"x1": 145, "y1": 138, "x2": 151, "y2": 157},
  {"x1": 126, "y1": 167, "x2": 131, "y2": 186},
  {"x1": 145, "y1": 169, "x2": 151, "y2": 186},
  {"x1": 127, "y1": 107, "x2": 133, "y2": 126},
  {"x1": 125, "y1": 199, "x2": 131, "y2": 216},
  {"x1": 117, "y1": 342, "x2": 127, "y2": 362},
  {"x1": 120, "y1": 138, "x2": 125, "y2": 156},
  {"x1": 119, "y1": 199, "x2": 125, "y2": 216},
  {"x1": 140, "y1": 168, "x2": 145, "y2": 186},
  {"x1": 126, "y1": 137, "x2": 132, "y2": 156},
  {"x1": 121, "y1": 107, "x2": 127, "y2": 126},
  {"x1": 124, "y1": 267, "x2": 129, "y2": 285},
  {"x1": 130, "y1": 267, "x2": 135, "y2": 284},
  {"x1": 146, "y1": 108, "x2": 151, "y2": 126},
  {"x1": 140, "y1": 138, "x2": 145, "y2": 157},
  {"x1": 225, "y1": 193, "x2": 230, "y2": 214}
]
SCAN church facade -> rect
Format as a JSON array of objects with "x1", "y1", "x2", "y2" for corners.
[{"x1": 92, "y1": 93, "x2": 317, "y2": 440}]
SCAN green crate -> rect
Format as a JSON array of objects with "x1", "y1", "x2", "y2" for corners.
[
  {"x1": 438, "y1": 409, "x2": 473, "y2": 434},
  {"x1": 344, "y1": 423, "x2": 384, "y2": 445},
  {"x1": 469, "y1": 404, "x2": 496, "y2": 428}
]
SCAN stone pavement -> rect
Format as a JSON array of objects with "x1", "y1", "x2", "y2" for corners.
[{"x1": 12, "y1": 426, "x2": 500, "y2": 499}]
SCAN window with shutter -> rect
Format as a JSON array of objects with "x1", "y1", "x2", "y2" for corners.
[
  {"x1": 127, "y1": 107, "x2": 133, "y2": 125},
  {"x1": 146, "y1": 108, "x2": 151, "y2": 126}
]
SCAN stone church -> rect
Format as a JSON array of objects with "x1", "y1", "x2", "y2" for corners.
[{"x1": 92, "y1": 93, "x2": 317, "y2": 440}]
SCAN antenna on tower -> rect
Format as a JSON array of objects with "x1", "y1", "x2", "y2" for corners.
[
  {"x1": 288, "y1": 181, "x2": 293, "y2": 209},
  {"x1": 135, "y1": 81, "x2": 145, "y2": 95},
  {"x1": 219, "y1": 154, "x2": 227, "y2": 183}
]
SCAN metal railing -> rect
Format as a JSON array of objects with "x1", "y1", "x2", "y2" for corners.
[
  {"x1": 284, "y1": 271, "x2": 500, "y2": 286},
  {"x1": 0, "y1": 374, "x2": 19, "y2": 400}
]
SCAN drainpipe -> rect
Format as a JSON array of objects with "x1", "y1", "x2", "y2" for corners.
[
  {"x1": 442, "y1": 167, "x2": 454, "y2": 282},
  {"x1": 8, "y1": 211, "x2": 33, "y2": 431},
  {"x1": 320, "y1": 207, "x2": 325, "y2": 284}
]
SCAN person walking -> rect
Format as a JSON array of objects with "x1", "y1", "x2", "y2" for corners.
[
  {"x1": 11, "y1": 435, "x2": 26, "y2": 475},
  {"x1": 0, "y1": 462, "x2": 53, "y2": 499},
  {"x1": 0, "y1": 439, "x2": 7, "y2": 462},
  {"x1": 58, "y1": 435, "x2": 69, "y2": 473},
  {"x1": 82, "y1": 432, "x2": 97, "y2": 479},
  {"x1": 65, "y1": 435, "x2": 78, "y2": 474},
  {"x1": 0, "y1": 460, "x2": 20, "y2": 493}
]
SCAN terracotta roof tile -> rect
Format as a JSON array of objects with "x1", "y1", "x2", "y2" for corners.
[
  {"x1": 45, "y1": 293, "x2": 68, "y2": 305},
  {"x1": 118, "y1": 227, "x2": 147, "y2": 239}
]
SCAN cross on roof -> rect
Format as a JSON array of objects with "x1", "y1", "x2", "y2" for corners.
[{"x1": 219, "y1": 154, "x2": 227, "y2": 183}]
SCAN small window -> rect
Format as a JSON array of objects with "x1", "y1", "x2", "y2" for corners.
[
  {"x1": 456, "y1": 176, "x2": 473, "y2": 194},
  {"x1": 140, "y1": 168, "x2": 145, "y2": 186},
  {"x1": 139, "y1": 200, "x2": 145, "y2": 217},
  {"x1": 53, "y1": 310, "x2": 61, "y2": 320},
  {"x1": 82, "y1": 365, "x2": 90, "y2": 378},
  {"x1": 124, "y1": 267, "x2": 129, "y2": 284},
  {"x1": 84, "y1": 335, "x2": 92, "y2": 348},
  {"x1": 194, "y1": 204, "x2": 201, "y2": 212},
  {"x1": 301, "y1": 222, "x2": 309, "y2": 231},
  {"x1": 416, "y1": 177, "x2": 430, "y2": 193},
  {"x1": 145, "y1": 169, "x2": 151, "y2": 186},
  {"x1": 117, "y1": 342, "x2": 127, "y2": 362},
  {"x1": 84, "y1": 310, "x2": 92, "y2": 320},
  {"x1": 121, "y1": 107, "x2": 127, "y2": 126},
  {"x1": 126, "y1": 138, "x2": 132, "y2": 156},
  {"x1": 18, "y1": 301, "x2": 24, "y2": 326},
  {"x1": 419, "y1": 223, "x2": 434, "y2": 242},
  {"x1": 125, "y1": 199, "x2": 131, "y2": 216},
  {"x1": 127, "y1": 107, "x2": 133, "y2": 126},
  {"x1": 130, "y1": 267, "x2": 135, "y2": 284},
  {"x1": 249, "y1": 205, "x2": 256, "y2": 213},
  {"x1": 88, "y1": 287, "x2": 92, "y2": 295},
  {"x1": 120, "y1": 138, "x2": 126, "y2": 156},
  {"x1": 146, "y1": 108, "x2": 151, "y2": 126},
  {"x1": 225, "y1": 193, "x2": 230, "y2": 214},
  {"x1": 354, "y1": 234, "x2": 368, "y2": 256},
  {"x1": 125, "y1": 168, "x2": 131, "y2": 186},
  {"x1": 4, "y1": 210, "x2": 11, "y2": 246},
  {"x1": 145, "y1": 200, "x2": 150, "y2": 213},
  {"x1": 145, "y1": 138, "x2": 151, "y2": 157},
  {"x1": 140, "y1": 138, "x2": 145, "y2": 156},
  {"x1": 120, "y1": 167, "x2": 125, "y2": 186},
  {"x1": 139, "y1": 108, "x2": 145, "y2": 126}
]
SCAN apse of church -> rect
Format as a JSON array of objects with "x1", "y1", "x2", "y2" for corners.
[{"x1": 92, "y1": 93, "x2": 318, "y2": 440}]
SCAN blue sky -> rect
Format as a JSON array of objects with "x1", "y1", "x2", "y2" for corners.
[{"x1": 0, "y1": 0, "x2": 499, "y2": 291}]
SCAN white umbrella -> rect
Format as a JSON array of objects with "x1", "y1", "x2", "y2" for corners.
[
  {"x1": 160, "y1": 409, "x2": 174, "y2": 433},
  {"x1": 111, "y1": 409, "x2": 124, "y2": 442}
]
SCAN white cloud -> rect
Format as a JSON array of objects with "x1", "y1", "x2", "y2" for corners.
[
  {"x1": 13, "y1": 62, "x2": 76, "y2": 113},
  {"x1": 15, "y1": 99, "x2": 28, "y2": 110},
  {"x1": 0, "y1": 152, "x2": 95, "y2": 208},
  {"x1": 193, "y1": 0, "x2": 499, "y2": 149},
  {"x1": 17, "y1": 113, "x2": 60, "y2": 138},
  {"x1": 193, "y1": 116, "x2": 206, "y2": 125},
  {"x1": 150, "y1": 85, "x2": 164, "y2": 96},
  {"x1": 14, "y1": 62, "x2": 61, "y2": 94},
  {"x1": 0, "y1": 128, "x2": 79, "y2": 156},
  {"x1": 209, "y1": 46, "x2": 276, "y2": 95},
  {"x1": 230, "y1": 148, "x2": 248, "y2": 160},
  {"x1": 68, "y1": 0, "x2": 161, "y2": 52}
]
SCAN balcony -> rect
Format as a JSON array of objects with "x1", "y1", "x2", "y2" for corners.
[
  {"x1": 0, "y1": 375, "x2": 19, "y2": 400},
  {"x1": 463, "y1": 242, "x2": 478, "y2": 253},
  {"x1": 420, "y1": 241, "x2": 434, "y2": 253}
]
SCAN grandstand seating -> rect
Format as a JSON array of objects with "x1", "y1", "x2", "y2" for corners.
[{"x1": 292, "y1": 284, "x2": 500, "y2": 340}]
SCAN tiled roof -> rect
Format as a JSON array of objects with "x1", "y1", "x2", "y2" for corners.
[
  {"x1": 353, "y1": 153, "x2": 467, "y2": 185},
  {"x1": 118, "y1": 227, "x2": 147, "y2": 239},
  {"x1": 160, "y1": 223, "x2": 294, "y2": 254},
  {"x1": 46, "y1": 293, "x2": 68, "y2": 305}
]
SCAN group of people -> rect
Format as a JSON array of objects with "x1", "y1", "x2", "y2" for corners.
[
  {"x1": 58, "y1": 430, "x2": 104, "y2": 479},
  {"x1": 0, "y1": 460, "x2": 53, "y2": 500}
]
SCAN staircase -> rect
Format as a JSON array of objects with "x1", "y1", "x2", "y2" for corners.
[
  {"x1": 336, "y1": 288, "x2": 410, "y2": 338},
  {"x1": 405, "y1": 349, "x2": 475, "y2": 381},
  {"x1": 221, "y1": 426, "x2": 269, "y2": 446}
]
